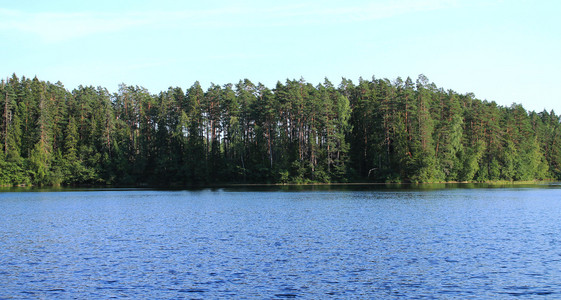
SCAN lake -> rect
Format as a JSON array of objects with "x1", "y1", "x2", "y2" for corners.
[{"x1": 1, "y1": 184, "x2": 561, "y2": 298}]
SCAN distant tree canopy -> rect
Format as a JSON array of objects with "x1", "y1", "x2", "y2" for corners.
[{"x1": 1, "y1": 74, "x2": 559, "y2": 186}]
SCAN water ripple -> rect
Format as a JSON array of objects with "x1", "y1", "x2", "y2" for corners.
[{"x1": 1, "y1": 188, "x2": 561, "y2": 298}]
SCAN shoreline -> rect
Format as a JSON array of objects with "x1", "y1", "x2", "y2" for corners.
[{"x1": 0, "y1": 180, "x2": 556, "y2": 191}]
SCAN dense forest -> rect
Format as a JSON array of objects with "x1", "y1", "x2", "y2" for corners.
[{"x1": 1, "y1": 74, "x2": 560, "y2": 186}]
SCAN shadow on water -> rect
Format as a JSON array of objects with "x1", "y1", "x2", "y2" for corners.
[
  {"x1": 220, "y1": 182, "x2": 559, "y2": 192},
  {"x1": 0, "y1": 182, "x2": 558, "y2": 193}
]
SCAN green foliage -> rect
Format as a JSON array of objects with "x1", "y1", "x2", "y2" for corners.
[
  {"x1": 501, "y1": 140, "x2": 517, "y2": 180},
  {"x1": 0, "y1": 74, "x2": 559, "y2": 186},
  {"x1": 489, "y1": 158, "x2": 501, "y2": 181},
  {"x1": 29, "y1": 141, "x2": 51, "y2": 185},
  {"x1": 460, "y1": 141, "x2": 485, "y2": 181}
]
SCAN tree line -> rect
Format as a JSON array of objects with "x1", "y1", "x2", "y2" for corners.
[{"x1": 1, "y1": 74, "x2": 560, "y2": 186}]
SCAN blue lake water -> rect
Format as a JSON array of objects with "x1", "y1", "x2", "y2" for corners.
[{"x1": 1, "y1": 185, "x2": 561, "y2": 298}]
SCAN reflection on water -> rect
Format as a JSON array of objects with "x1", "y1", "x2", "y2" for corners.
[{"x1": 1, "y1": 185, "x2": 560, "y2": 298}]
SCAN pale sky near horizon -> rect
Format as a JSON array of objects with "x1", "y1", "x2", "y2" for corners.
[{"x1": 1, "y1": 0, "x2": 560, "y2": 113}]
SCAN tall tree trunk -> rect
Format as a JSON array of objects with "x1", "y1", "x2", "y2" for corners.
[{"x1": 3, "y1": 87, "x2": 8, "y2": 155}]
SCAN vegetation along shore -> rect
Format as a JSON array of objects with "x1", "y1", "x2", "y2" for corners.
[{"x1": 1, "y1": 74, "x2": 559, "y2": 187}]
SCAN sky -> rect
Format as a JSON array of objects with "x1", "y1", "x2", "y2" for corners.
[{"x1": 1, "y1": 0, "x2": 560, "y2": 113}]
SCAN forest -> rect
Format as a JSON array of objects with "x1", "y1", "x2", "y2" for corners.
[{"x1": 1, "y1": 73, "x2": 560, "y2": 186}]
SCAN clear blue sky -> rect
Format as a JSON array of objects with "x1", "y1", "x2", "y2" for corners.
[{"x1": 1, "y1": 0, "x2": 560, "y2": 113}]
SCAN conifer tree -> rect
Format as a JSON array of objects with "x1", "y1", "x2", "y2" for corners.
[{"x1": 1, "y1": 73, "x2": 560, "y2": 186}]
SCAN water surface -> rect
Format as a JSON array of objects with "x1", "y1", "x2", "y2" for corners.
[{"x1": 1, "y1": 185, "x2": 561, "y2": 298}]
